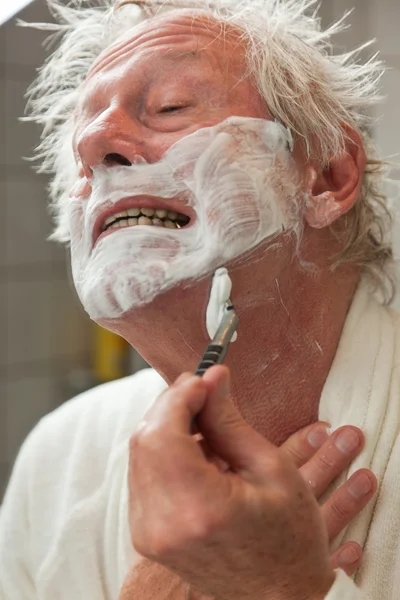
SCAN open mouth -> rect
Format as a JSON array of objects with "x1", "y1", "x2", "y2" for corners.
[{"x1": 102, "y1": 207, "x2": 191, "y2": 233}]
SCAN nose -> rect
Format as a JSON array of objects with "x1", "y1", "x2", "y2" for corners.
[{"x1": 76, "y1": 107, "x2": 144, "y2": 179}]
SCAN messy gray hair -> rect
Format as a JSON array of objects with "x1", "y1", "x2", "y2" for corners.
[{"x1": 24, "y1": 0, "x2": 394, "y2": 297}]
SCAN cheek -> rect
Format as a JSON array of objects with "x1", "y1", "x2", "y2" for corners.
[
  {"x1": 69, "y1": 178, "x2": 92, "y2": 201},
  {"x1": 69, "y1": 201, "x2": 86, "y2": 245},
  {"x1": 144, "y1": 132, "x2": 186, "y2": 163}
]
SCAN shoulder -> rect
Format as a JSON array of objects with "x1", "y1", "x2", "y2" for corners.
[
  {"x1": 32, "y1": 368, "x2": 166, "y2": 473},
  {"x1": 0, "y1": 370, "x2": 167, "y2": 595},
  {"x1": 2, "y1": 368, "x2": 167, "y2": 515},
  {"x1": 38, "y1": 367, "x2": 167, "y2": 447}
]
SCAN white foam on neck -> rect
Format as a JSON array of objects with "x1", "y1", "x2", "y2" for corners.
[
  {"x1": 206, "y1": 267, "x2": 237, "y2": 342},
  {"x1": 69, "y1": 117, "x2": 301, "y2": 320}
]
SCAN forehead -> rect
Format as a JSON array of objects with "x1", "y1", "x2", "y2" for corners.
[{"x1": 86, "y1": 11, "x2": 247, "y2": 81}]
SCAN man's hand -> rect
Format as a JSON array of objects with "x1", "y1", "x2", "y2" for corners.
[
  {"x1": 127, "y1": 367, "x2": 376, "y2": 600},
  {"x1": 281, "y1": 420, "x2": 376, "y2": 575}
]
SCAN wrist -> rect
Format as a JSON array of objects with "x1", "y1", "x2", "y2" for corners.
[
  {"x1": 307, "y1": 570, "x2": 337, "y2": 600},
  {"x1": 260, "y1": 569, "x2": 336, "y2": 600}
]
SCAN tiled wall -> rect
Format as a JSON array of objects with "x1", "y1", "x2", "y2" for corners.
[
  {"x1": 0, "y1": 0, "x2": 399, "y2": 499},
  {"x1": 0, "y1": 0, "x2": 92, "y2": 498},
  {"x1": 320, "y1": 0, "x2": 400, "y2": 309},
  {"x1": 320, "y1": 0, "x2": 400, "y2": 171}
]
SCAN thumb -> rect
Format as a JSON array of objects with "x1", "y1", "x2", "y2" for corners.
[{"x1": 198, "y1": 365, "x2": 273, "y2": 471}]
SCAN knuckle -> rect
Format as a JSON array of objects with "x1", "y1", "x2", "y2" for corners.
[
  {"x1": 266, "y1": 452, "x2": 287, "y2": 477},
  {"x1": 180, "y1": 503, "x2": 221, "y2": 543},
  {"x1": 285, "y1": 445, "x2": 307, "y2": 466},
  {"x1": 133, "y1": 526, "x2": 174, "y2": 560},
  {"x1": 129, "y1": 422, "x2": 160, "y2": 456},
  {"x1": 329, "y1": 498, "x2": 352, "y2": 523},
  {"x1": 314, "y1": 451, "x2": 337, "y2": 471},
  {"x1": 134, "y1": 506, "x2": 219, "y2": 560}
]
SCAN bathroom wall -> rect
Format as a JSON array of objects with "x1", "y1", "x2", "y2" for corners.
[
  {"x1": 319, "y1": 0, "x2": 400, "y2": 308},
  {"x1": 320, "y1": 0, "x2": 400, "y2": 171},
  {"x1": 0, "y1": 0, "x2": 93, "y2": 498},
  {"x1": 0, "y1": 0, "x2": 399, "y2": 499}
]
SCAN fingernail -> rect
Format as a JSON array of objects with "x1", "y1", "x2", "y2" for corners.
[
  {"x1": 307, "y1": 425, "x2": 329, "y2": 449},
  {"x1": 334, "y1": 429, "x2": 360, "y2": 454},
  {"x1": 339, "y1": 545, "x2": 360, "y2": 565},
  {"x1": 348, "y1": 472, "x2": 373, "y2": 499}
]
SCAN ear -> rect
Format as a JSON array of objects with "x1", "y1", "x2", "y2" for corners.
[{"x1": 304, "y1": 128, "x2": 367, "y2": 229}]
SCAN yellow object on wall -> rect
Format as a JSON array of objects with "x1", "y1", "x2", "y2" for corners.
[{"x1": 93, "y1": 324, "x2": 130, "y2": 382}]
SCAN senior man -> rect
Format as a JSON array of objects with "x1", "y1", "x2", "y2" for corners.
[{"x1": 1, "y1": 0, "x2": 399, "y2": 598}]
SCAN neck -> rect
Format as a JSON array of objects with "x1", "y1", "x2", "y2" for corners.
[
  {"x1": 107, "y1": 242, "x2": 360, "y2": 446},
  {"x1": 225, "y1": 264, "x2": 359, "y2": 445}
]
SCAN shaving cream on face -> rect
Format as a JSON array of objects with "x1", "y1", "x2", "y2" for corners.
[
  {"x1": 69, "y1": 117, "x2": 300, "y2": 320},
  {"x1": 206, "y1": 268, "x2": 237, "y2": 342}
]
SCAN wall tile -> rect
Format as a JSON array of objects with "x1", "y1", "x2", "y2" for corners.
[
  {"x1": 323, "y1": 0, "x2": 373, "y2": 50},
  {"x1": 4, "y1": 0, "x2": 52, "y2": 68},
  {"x1": 0, "y1": 282, "x2": 7, "y2": 367},
  {"x1": 374, "y1": 68, "x2": 400, "y2": 167},
  {"x1": 5, "y1": 177, "x2": 65, "y2": 267},
  {"x1": 0, "y1": 74, "x2": 6, "y2": 166},
  {"x1": 370, "y1": 0, "x2": 400, "y2": 56},
  {"x1": 48, "y1": 277, "x2": 92, "y2": 359},
  {"x1": 6, "y1": 272, "x2": 92, "y2": 368},
  {"x1": 0, "y1": 179, "x2": 6, "y2": 269},
  {"x1": 5, "y1": 374, "x2": 54, "y2": 463},
  {"x1": 6, "y1": 278, "x2": 52, "y2": 366},
  {"x1": 0, "y1": 380, "x2": 8, "y2": 469},
  {"x1": 4, "y1": 77, "x2": 41, "y2": 168}
]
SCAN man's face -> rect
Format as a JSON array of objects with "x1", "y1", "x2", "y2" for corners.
[
  {"x1": 71, "y1": 12, "x2": 300, "y2": 320},
  {"x1": 74, "y1": 11, "x2": 271, "y2": 169}
]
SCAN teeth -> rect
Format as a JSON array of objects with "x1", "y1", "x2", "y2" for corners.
[
  {"x1": 164, "y1": 220, "x2": 177, "y2": 229},
  {"x1": 105, "y1": 217, "x2": 181, "y2": 232},
  {"x1": 141, "y1": 208, "x2": 155, "y2": 217},
  {"x1": 104, "y1": 214, "x2": 119, "y2": 227},
  {"x1": 103, "y1": 207, "x2": 189, "y2": 232},
  {"x1": 127, "y1": 208, "x2": 140, "y2": 217},
  {"x1": 108, "y1": 221, "x2": 123, "y2": 230},
  {"x1": 138, "y1": 216, "x2": 153, "y2": 226}
]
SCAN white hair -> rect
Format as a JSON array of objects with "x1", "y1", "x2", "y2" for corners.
[{"x1": 23, "y1": 0, "x2": 394, "y2": 296}]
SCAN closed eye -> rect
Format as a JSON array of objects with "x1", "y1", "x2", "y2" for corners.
[{"x1": 159, "y1": 105, "x2": 187, "y2": 113}]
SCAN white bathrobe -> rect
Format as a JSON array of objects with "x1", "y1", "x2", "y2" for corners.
[{"x1": 0, "y1": 281, "x2": 399, "y2": 599}]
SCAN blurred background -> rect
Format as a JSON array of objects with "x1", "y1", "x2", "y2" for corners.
[{"x1": 0, "y1": 0, "x2": 399, "y2": 499}]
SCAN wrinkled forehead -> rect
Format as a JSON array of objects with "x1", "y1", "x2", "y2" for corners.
[{"x1": 87, "y1": 9, "x2": 246, "y2": 80}]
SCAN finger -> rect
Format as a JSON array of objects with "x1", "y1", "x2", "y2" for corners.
[
  {"x1": 130, "y1": 375, "x2": 210, "y2": 484},
  {"x1": 280, "y1": 422, "x2": 330, "y2": 468},
  {"x1": 198, "y1": 365, "x2": 275, "y2": 472},
  {"x1": 175, "y1": 372, "x2": 194, "y2": 384},
  {"x1": 331, "y1": 542, "x2": 363, "y2": 576},
  {"x1": 321, "y1": 469, "x2": 377, "y2": 540},
  {"x1": 141, "y1": 374, "x2": 207, "y2": 437},
  {"x1": 300, "y1": 426, "x2": 364, "y2": 498},
  {"x1": 197, "y1": 438, "x2": 230, "y2": 472}
]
